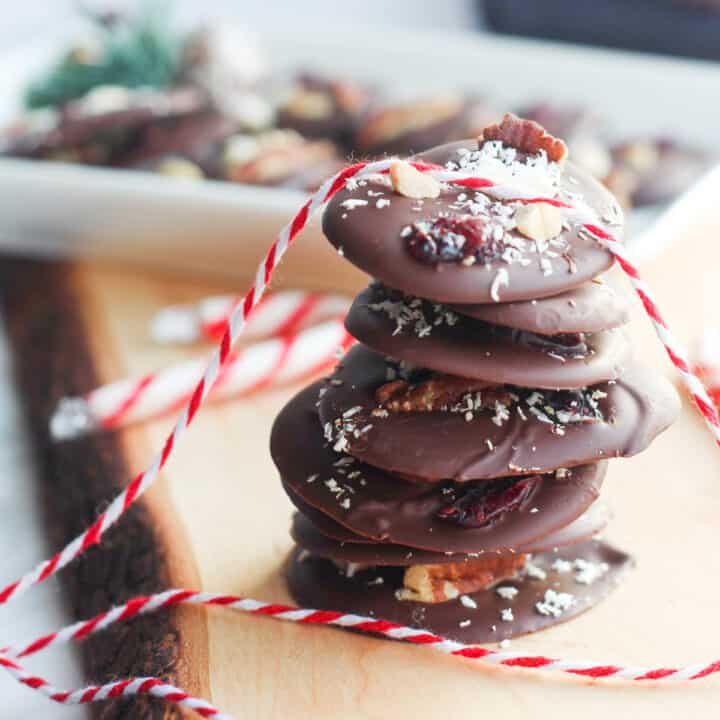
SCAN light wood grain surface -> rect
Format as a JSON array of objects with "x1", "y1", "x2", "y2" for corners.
[{"x1": 73, "y1": 205, "x2": 720, "y2": 717}]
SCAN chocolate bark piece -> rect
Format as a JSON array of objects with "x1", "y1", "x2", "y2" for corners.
[
  {"x1": 353, "y1": 94, "x2": 497, "y2": 157},
  {"x1": 277, "y1": 73, "x2": 372, "y2": 149},
  {"x1": 286, "y1": 539, "x2": 632, "y2": 643},
  {"x1": 290, "y1": 500, "x2": 609, "y2": 565},
  {"x1": 323, "y1": 139, "x2": 621, "y2": 304},
  {"x1": 220, "y1": 129, "x2": 341, "y2": 188},
  {"x1": 346, "y1": 284, "x2": 631, "y2": 389},
  {"x1": 318, "y1": 345, "x2": 680, "y2": 482},
  {"x1": 271, "y1": 383, "x2": 606, "y2": 553},
  {"x1": 115, "y1": 112, "x2": 240, "y2": 173},
  {"x1": 610, "y1": 138, "x2": 710, "y2": 207},
  {"x1": 451, "y1": 278, "x2": 631, "y2": 335},
  {"x1": 1, "y1": 86, "x2": 209, "y2": 162}
]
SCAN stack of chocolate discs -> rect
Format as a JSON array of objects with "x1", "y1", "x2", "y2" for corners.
[{"x1": 271, "y1": 114, "x2": 680, "y2": 642}]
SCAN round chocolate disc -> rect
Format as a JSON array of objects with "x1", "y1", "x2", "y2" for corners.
[
  {"x1": 318, "y1": 345, "x2": 680, "y2": 482},
  {"x1": 346, "y1": 284, "x2": 631, "y2": 389},
  {"x1": 271, "y1": 382, "x2": 606, "y2": 553},
  {"x1": 286, "y1": 539, "x2": 632, "y2": 643},
  {"x1": 451, "y1": 279, "x2": 631, "y2": 335},
  {"x1": 290, "y1": 501, "x2": 609, "y2": 566},
  {"x1": 322, "y1": 139, "x2": 621, "y2": 304}
]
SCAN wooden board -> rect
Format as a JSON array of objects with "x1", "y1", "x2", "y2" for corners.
[{"x1": 3, "y1": 213, "x2": 720, "y2": 718}]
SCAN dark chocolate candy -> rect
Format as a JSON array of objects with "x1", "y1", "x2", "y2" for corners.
[
  {"x1": 290, "y1": 500, "x2": 609, "y2": 566},
  {"x1": 117, "y1": 111, "x2": 240, "y2": 172},
  {"x1": 346, "y1": 283, "x2": 631, "y2": 389},
  {"x1": 323, "y1": 139, "x2": 620, "y2": 304},
  {"x1": 286, "y1": 539, "x2": 632, "y2": 643},
  {"x1": 451, "y1": 278, "x2": 631, "y2": 335},
  {"x1": 318, "y1": 345, "x2": 680, "y2": 481},
  {"x1": 353, "y1": 95, "x2": 496, "y2": 158},
  {"x1": 271, "y1": 382, "x2": 606, "y2": 553},
  {"x1": 277, "y1": 74, "x2": 372, "y2": 149},
  {"x1": 611, "y1": 138, "x2": 710, "y2": 208},
  {"x1": 1, "y1": 86, "x2": 208, "y2": 162}
]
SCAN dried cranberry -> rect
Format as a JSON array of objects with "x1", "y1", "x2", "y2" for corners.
[
  {"x1": 512, "y1": 330, "x2": 589, "y2": 358},
  {"x1": 404, "y1": 215, "x2": 505, "y2": 266},
  {"x1": 437, "y1": 475, "x2": 540, "y2": 528}
]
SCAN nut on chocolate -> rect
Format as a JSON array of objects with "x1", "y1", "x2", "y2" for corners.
[
  {"x1": 389, "y1": 160, "x2": 440, "y2": 199},
  {"x1": 481, "y1": 113, "x2": 568, "y2": 164},
  {"x1": 397, "y1": 555, "x2": 527, "y2": 603},
  {"x1": 375, "y1": 375, "x2": 505, "y2": 413},
  {"x1": 515, "y1": 202, "x2": 563, "y2": 242}
]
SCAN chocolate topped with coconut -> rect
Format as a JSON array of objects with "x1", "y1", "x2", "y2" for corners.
[
  {"x1": 323, "y1": 115, "x2": 623, "y2": 304},
  {"x1": 271, "y1": 115, "x2": 678, "y2": 644}
]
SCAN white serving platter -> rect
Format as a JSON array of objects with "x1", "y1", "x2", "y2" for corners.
[{"x1": 0, "y1": 24, "x2": 718, "y2": 279}]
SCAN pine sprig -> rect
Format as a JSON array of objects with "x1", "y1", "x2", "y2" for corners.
[{"x1": 24, "y1": 2, "x2": 182, "y2": 109}]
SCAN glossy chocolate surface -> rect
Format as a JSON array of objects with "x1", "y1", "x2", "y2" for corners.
[
  {"x1": 346, "y1": 284, "x2": 631, "y2": 389},
  {"x1": 318, "y1": 346, "x2": 680, "y2": 481},
  {"x1": 272, "y1": 382, "x2": 606, "y2": 553},
  {"x1": 323, "y1": 140, "x2": 621, "y2": 303},
  {"x1": 451, "y1": 279, "x2": 631, "y2": 334},
  {"x1": 290, "y1": 501, "x2": 609, "y2": 565},
  {"x1": 287, "y1": 539, "x2": 632, "y2": 643}
]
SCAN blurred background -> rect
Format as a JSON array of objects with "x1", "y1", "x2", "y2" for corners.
[{"x1": 8, "y1": 0, "x2": 720, "y2": 58}]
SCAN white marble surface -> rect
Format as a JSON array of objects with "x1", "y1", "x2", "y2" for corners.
[{"x1": 0, "y1": 317, "x2": 85, "y2": 717}]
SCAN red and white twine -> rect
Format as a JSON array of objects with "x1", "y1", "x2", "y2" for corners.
[
  {"x1": 50, "y1": 318, "x2": 353, "y2": 438},
  {"x1": 150, "y1": 289, "x2": 351, "y2": 345},
  {"x1": 2, "y1": 588, "x2": 720, "y2": 717},
  {"x1": 2, "y1": 158, "x2": 720, "y2": 715}
]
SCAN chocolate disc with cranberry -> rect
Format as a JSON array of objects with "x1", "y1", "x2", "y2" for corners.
[
  {"x1": 271, "y1": 383, "x2": 606, "y2": 553},
  {"x1": 450, "y1": 278, "x2": 631, "y2": 335},
  {"x1": 322, "y1": 134, "x2": 622, "y2": 304},
  {"x1": 318, "y1": 345, "x2": 679, "y2": 482},
  {"x1": 290, "y1": 500, "x2": 610, "y2": 566},
  {"x1": 346, "y1": 284, "x2": 631, "y2": 389},
  {"x1": 286, "y1": 539, "x2": 632, "y2": 644}
]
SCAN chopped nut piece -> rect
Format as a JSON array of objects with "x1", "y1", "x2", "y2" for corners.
[
  {"x1": 397, "y1": 555, "x2": 527, "y2": 603},
  {"x1": 480, "y1": 113, "x2": 568, "y2": 164},
  {"x1": 375, "y1": 375, "x2": 508, "y2": 413},
  {"x1": 390, "y1": 160, "x2": 441, "y2": 200},
  {"x1": 515, "y1": 203, "x2": 563, "y2": 242}
]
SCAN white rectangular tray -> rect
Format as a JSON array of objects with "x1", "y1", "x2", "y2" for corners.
[{"x1": 1, "y1": 25, "x2": 718, "y2": 280}]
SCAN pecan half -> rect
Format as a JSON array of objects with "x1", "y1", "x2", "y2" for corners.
[
  {"x1": 397, "y1": 555, "x2": 527, "y2": 603},
  {"x1": 375, "y1": 375, "x2": 509, "y2": 413},
  {"x1": 480, "y1": 112, "x2": 568, "y2": 164}
]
